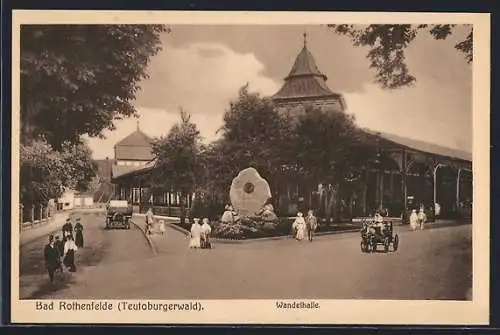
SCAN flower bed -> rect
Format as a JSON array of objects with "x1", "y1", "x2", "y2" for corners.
[
  {"x1": 211, "y1": 217, "x2": 292, "y2": 240},
  {"x1": 190, "y1": 217, "x2": 362, "y2": 240},
  {"x1": 164, "y1": 215, "x2": 362, "y2": 240}
]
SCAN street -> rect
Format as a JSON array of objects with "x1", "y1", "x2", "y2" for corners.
[{"x1": 19, "y1": 212, "x2": 472, "y2": 300}]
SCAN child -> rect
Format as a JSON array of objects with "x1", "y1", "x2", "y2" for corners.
[{"x1": 159, "y1": 219, "x2": 166, "y2": 235}]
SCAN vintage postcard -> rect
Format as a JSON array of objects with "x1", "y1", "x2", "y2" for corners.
[{"x1": 11, "y1": 10, "x2": 490, "y2": 325}]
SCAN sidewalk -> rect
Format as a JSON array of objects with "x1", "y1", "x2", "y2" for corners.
[{"x1": 20, "y1": 211, "x2": 72, "y2": 245}]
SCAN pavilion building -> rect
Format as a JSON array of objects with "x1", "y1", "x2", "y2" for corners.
[
  {"x1": 268, "y1": 33, "x2": 472, "y2": 220},
  {"x1": 111, "y1": 34, "x2": 473, "y2": 221},
  {"x1": 110, "y1": 123, "x2": 193, "y2": 215},
  {"x1": 111, "y1": 123, "x2": 156, "y2": 205}
]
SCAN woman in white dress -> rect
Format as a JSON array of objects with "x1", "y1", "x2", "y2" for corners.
[
  {"x1": 293, "y1": 212, "x2": 306, "y2": 241},
  {"x1": 63, "y1": 235, "x2": 78, "y2": 272},
  {"x1": 189, "y1": 218, "x2": 202, "y2": 248},
  {"x1": 418, "y1": 208, "x2": 427, "y2": 230},
  {"x1": 221, "y1": 205, "x2": 236, "y2": 224},
  {"x1": 409, "y1": 209, "x2": 419, "y2": 231}
]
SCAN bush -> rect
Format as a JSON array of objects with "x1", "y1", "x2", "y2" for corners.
[
  {"x1": 212, "y1": 222, "x2": 259, "y2": 239},
  {"x1": 210, "y1": 217, "x2": 293, "y2": 240}
]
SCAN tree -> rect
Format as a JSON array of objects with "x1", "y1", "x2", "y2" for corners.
[
  {"x1": 151, "y1": 109, "x2": 203, "y2": 222},
  {"x1": 20, "y1": 139, "x2": 97, "y2": 207},
  {"x1": 328, "y1": 24, "x2": 473, "y2": 89},
  {"x1": 295, "y1": 108, "x2": 378, "y2": 182},
  {"x1": 209, "y1": 85, "x2": 293, "y2": 194},
  {"x1": 59, "y1": 142, "x2": 98, "y2": 192},
  {"x1": 21, "y1": 24, "x2": 168, "y2": 148},
  {"x1": 294, "y1": 107, "x2": 379, "y2": 218}
]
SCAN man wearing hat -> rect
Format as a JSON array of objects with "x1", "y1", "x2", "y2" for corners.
[
  {"x1": 62, "y1": 218, "x2": 73, "y2": 239},
  {"x1": 43, "y1": 235, "x2": 60, "y2": 282}
]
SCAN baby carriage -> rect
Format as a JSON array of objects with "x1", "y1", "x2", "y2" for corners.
[{"x1": 201, "y1": 233, "x2": 212, "y2": 249}]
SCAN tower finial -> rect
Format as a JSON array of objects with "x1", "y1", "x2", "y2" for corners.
[
  {"x1": 303, "y1": 31, "x2": 308, "y2": 48},
  {"x1": 136, "y1": 120, "x2": 140, "y2": 130}
]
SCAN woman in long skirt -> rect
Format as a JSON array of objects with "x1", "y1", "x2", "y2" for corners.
[
  {"x1": 418, "y1": 208, "x2": 427, "y2": 230},
  {"x1": 293, "y1": 212, "x2": 306, "y2": 241},
  {"x1": 189, "y1": 218, "x2": 202, "y2": 248},
  {"x1": 63, "y1": 235, "x2": 78, "y2": 272},
  {"x1": 201, "y1": 218, "x2": 212, "y2": 249},
  {"x1": 74, "y1": 218, "x2": 84, "y2": 248},
  {"x1": 145, "y1": 208, "x2": 154, "y2": 235},
  {"x1": 409, "y1": 209, "x2": 419, "y2": 231}
]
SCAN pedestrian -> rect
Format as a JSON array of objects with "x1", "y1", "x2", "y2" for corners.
[
  {"x1": 54, "y1": 236, "x2": 64, "y2": 273},
  {"x1": 201, "y1": 218, "x2": 212, "y2": 249},
  {"x1": 409, "y1": 209, "x2": 419, "y2": 231},
  {"x1": 188, "y1": 218, "x2": 202, "y2": 249},
  {"x1": 62, "y1": 218, "x2": 73, "y2": 239},
  {"x1": 145, "y1": 207, "x2": 154, "y2": 235},
  {"x1": 221, "y1": 204, "x2": 236, "y2": 224},
  {"x1": 74, "y1": 217, "x2": 84, "y2": 248},
  {"x1": 418, "y1": 208, "x2": 427, "y2": 230},
  {"x1": 43, "y1": 235, "x2": 60, "y2": 283},
  {"x1": 63, "y1": 235, "x2": 78, "y2": 272},
  {"x1": 305, "y1": 209, "x2": 318, "y2": 242},
  {"x1": 159, "y1": 219, "x2": 166, "y2": 236},
  {"x1": 292, "y1": 212, "x2": 306, "y2": 241}
]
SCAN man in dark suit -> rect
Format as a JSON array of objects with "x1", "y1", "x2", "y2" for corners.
[
  {"x1": 43, "y1": 235, "x2": 60, "y2": 282},
  {"x1": 54, "y1": 236, "x2": 64, "y2": 272},
  {"x1": 62, "y1": 218, "x2": 73, "y2": 238}
]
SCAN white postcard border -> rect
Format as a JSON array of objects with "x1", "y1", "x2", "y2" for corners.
[{"x1": 10, "y1": 10, "x2": 491, "y2": 325}]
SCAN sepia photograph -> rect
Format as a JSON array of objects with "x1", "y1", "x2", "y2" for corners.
[{"x1": 11, "y1": 11, "x2": 490, "y2": 325}]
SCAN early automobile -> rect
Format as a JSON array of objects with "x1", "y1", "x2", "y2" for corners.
[
  {"x1": 105, "y1": 200, "x2": 133, "y2": 229},
  {"x1": 360, "y1": 217, "x2": 399, "y2": 253}
]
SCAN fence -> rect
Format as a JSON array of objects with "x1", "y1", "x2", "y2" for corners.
[{"x1": 19, "y1": 204, "x2": 52, "y2": 231}]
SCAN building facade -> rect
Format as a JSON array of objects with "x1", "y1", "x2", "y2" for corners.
[
  {"x1": 112, "y1": 34, "x2": 473, "y2": 221},
  {"x1": 268, "y1": 34, "x2": 472, "y2": 220},
  {"x1": 111, "y1": 124, "x2": 194, "y2": 213},
  {"x1": 111, "y1": 123, "x2": 156, "y2": 205}
]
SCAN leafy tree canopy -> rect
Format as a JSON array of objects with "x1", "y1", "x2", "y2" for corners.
[
  {"x1": 294, "y1": 108, "x2": 378, "y2": 185},
  {"x1": 20, "y1": 140, "x2": 97, "y2": 206},
  {"x1": 151, "y1": 109, "x2": 203, "y2": 196},
  {"x1": 216, "y1": 85, "x2": 293, "y2": 174},
  {"x1": 21, "y1": 24, "x2": 168, "y2": 148},
  {"x1": 203, "y1": 85, "x2": 294, "y2": 196},
  {"x1": 328, "y1": 24, "x2": 473, "y2": 89}
]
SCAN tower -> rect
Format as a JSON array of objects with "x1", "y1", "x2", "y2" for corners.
[{"x1": 270, "y1": 32, "x2": 346, "y2": 120}]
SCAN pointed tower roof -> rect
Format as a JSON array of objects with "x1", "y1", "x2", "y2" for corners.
[
  {"x1": 114, "y1": 123, "x2": 155, "y2": 161},
  {"x1": 115, "y1": 126, "x2": 153, "y2": 148},
  {"x1": 271, "y1": 33, "x2": 340, "y2": 101}
]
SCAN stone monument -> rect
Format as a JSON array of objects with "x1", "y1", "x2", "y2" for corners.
[{"x1": 229, "y1": 167, "x2": 272, "y2": 217}]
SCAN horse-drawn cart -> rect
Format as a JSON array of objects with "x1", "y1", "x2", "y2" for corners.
[{"x1": 105, "y1": 200, "x2": 133, "y2": 230}]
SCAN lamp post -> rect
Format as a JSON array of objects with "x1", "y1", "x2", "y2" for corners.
[{"x1": 373, "y1": 144, "x2": 383, "y2": 212}]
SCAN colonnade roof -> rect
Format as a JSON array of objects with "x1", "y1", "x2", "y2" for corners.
[{"x1": 363, "y1": 129, "x2": 472, "y2": 163}]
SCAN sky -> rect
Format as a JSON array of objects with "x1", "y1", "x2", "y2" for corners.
[{"x1": 83, "y1": 24, "x2": 473, "y2": 160}]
